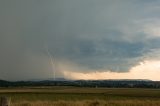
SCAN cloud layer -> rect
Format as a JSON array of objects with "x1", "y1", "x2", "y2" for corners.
[{"x1": 0, "y1": 0, "x2": 160, "y2": 80}]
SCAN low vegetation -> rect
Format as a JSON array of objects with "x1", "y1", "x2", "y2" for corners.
[
  {"x1": 11, "y1": 100, "x2": 160, "y2": 106},
  {"x1": 0, "y1": 87, "x2": 160, "y2": 106}
]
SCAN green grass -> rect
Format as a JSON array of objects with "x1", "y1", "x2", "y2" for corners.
[{"x1": 0, "y1": 87, "x2": 160, "y2": 105}]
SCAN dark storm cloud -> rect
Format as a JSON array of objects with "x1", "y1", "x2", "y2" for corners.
[{"x1": 0, "y1": 0, "x2": 160, "y2": 80}]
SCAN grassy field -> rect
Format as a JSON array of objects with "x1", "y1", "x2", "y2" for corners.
[{"x1": 0, "y1": 86, "x2": 160, "y2": 106}]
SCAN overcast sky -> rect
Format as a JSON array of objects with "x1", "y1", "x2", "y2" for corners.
[{"x1": 1, "y1": 0, "x2": 160, "y2": 80}]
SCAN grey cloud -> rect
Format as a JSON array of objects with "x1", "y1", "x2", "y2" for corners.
[{"x1": 0, "y1": 0, "x2": 160, "y2": 80}]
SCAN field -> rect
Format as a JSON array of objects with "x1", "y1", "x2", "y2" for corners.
[{"x1": 0, "y1": 86, "x2": 160, "y2": 106}]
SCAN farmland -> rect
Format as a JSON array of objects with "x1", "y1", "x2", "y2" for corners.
[{"x1": 0, "y1": 86, "x2": 160, "y2": 106}]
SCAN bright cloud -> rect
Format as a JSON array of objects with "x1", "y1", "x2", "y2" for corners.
[{"x1": 62, "y1": 60, "x2": 160, "y2": 81}]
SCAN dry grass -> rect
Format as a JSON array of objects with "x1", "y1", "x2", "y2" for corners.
[
  {"x1": 11, "y1": 100, "x2": 160, "y2": 106},
  {"x1": 1, "y1": 87, "x2": 160, "y2": 106}
]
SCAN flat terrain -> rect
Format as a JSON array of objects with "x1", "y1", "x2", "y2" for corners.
[{"x1": 0, "y1": 86, "x2": 160, "y2": 106}]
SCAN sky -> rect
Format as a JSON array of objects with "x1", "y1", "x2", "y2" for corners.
[{"x1": 0, "y1": 0, "x2": 160, "y2": 81}]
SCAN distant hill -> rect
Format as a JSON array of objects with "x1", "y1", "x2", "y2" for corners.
[
  {"x1": 97, "y1": 79, "x2": 152, "y2": 81},
  {"x1": 0, "y1": 79, "x2": 159, "y2": 88},
  {"x1": 0, "y1": 79, "x2": 11, "y2": 87},
  {"x1": 0, "y1": 79, "x2": 10, "y2": 83}
]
